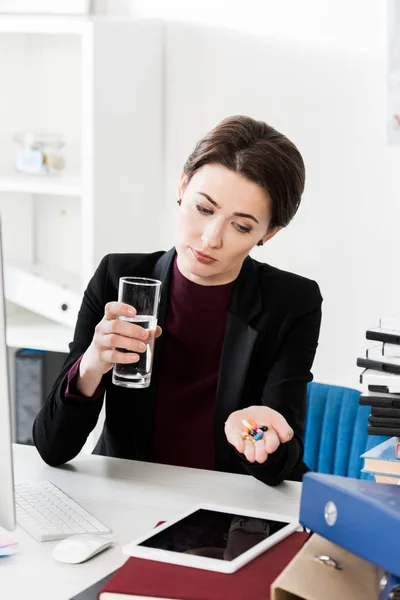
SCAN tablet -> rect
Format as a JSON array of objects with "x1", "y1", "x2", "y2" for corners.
[{"x1": 122, "y1": 503, "x2": 299, "y2": 574}]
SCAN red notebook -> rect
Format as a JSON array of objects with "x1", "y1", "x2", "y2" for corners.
[{"x1": 98, "y1": 531, "x2": 308, "y2": 600}]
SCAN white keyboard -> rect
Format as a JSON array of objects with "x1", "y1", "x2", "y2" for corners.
[{"x1": 15, "y1": 481, "x2": 111, "y2": 542}]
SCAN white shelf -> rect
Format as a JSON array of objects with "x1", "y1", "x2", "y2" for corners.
[
  {"x1": 6, "y1": 305, "x2": 73, "y2": 353},
  {"x1": 0, "y1": 171, "x2": 81, "y2": 197},
  {"x1": 0, "y1": 14, "x2": 90, "y2": 35},
  {"x1": 0, "y1": 17, "x2": 163, "y2": 349}
]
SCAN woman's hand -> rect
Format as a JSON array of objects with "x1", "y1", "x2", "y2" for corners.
[
  {"x1": 224, "y1": 406, "x2": 294, "y2": 464},
  {"x1": 78, "y1": 302, "x2": 162, "y2": 395}
]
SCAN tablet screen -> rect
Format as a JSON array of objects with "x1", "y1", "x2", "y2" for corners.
[{"x1": 138, "y1": 509, "x2": 290, "y2": 561}]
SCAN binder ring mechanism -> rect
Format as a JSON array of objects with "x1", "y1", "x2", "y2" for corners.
[{"x1": 313, "y1": 555, "x2": 342, "y2": 570}]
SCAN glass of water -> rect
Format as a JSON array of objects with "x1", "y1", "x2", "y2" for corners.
[{"x1": 112, "y1": 277, "x2": 162, "y2": 389}]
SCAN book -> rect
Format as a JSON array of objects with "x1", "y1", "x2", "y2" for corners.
[
  {"x1": 367, "y1": 345, "x2": 400, "y2": 366},
  {"x1": 371, "y1": 406, "x2": 400, "y2": 417},
  {"x1": 299, "y1": 472, "x2": 400, "y2": 577},
  {"x1": 372, "y1": 473, "x2": 400, "y2": 485},
  {"x1": 360, "y1": 369, "x2": 400, "y2": 393},
  {"x1": 383, "y1": 343, "x2": 400, "y2": 358},
  {"x1": 362, "y1": 469, "x2": 400, "y2": 484},
  {"x1": 380, "y1": 314, "x2": 400, "y2": 332},
  {"x1": 70, "y1": 572, "x2": 116, "y2": 600},
  {"x1": 357, "y1": 356, "x2": 400, "y2": 375},
  {"x1": 368, "y1": 414, "x2": 400, "y2": 427},
  {"x1": 366, "y1": 327, "x2": 400, "y2": 345},
  {"x1": 361, "y1": 437, "x2": 400, "y2": 473},
  {"x1": 368, "y1": 424, "x2": 400, "y2": 436},
  {"x1": 359, "y1": 391, "x2": 400, "y2": 408},
  {"x1": 98, "y1": 531, "x2": 308, "y2": 600},
  {"x1": 70, "y1": 521, "x2": 167, "y2": 600}
]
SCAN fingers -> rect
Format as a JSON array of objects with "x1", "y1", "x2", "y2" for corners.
[
  {"x1": 242, "y1": 429, "x2": 280, "y2": 464},
  {"x1": 105, "y1": 333, "x2": 148, "y2": 354},
  {"x1": 104, "y1": 301, "x2": 136, "y2": 320},
  {"x1": 102, "y1": 348, "x2": 140, "y2": 364},
  {"x1": 226, "y1": 429, "x2": 245, "y2": 455},
  {"x1": 102, "y1": 317, "x2": 150, "y2": 341},
  {"x1": 263, "y1": 428, "x2": 280, "y2": 454},
  {"x1": 266, "y1": 410, "x2": 294, "y2": 444},
  {"x1": 103, "y1": 304, "x2": 163, "y2": 341},
  {"x1": 242, "y1": 437, "x2": 269, "y2": 464}
]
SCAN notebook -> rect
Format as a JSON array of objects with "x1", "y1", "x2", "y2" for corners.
[
  {"x1": 359, "y1": 391, "x2": 400, "y2": 408},
  {"x1": 365, "y1": 472, "x2": 400, "y2": 485},
  {"x1": 361, "y1": 436, "x2": 400, "y2": 474},
  {"x1": 70, "y1": 572, "x2": 116, "y2": 600},
  {"x1": 366, "y1": 327, "x2": 400, "y2": 345},
  {"x1": 98, "y1": 531, "x2": 308, "y2": 600},
  {"x1": 367, "y1": 345, "x2": 400, "y2": 366},
  {"x1": 371, "y1": 406, "x2": 400, "y2": 418},
  {"x1": 360, "y1": 369, "x2": 400, "y2": 393}
]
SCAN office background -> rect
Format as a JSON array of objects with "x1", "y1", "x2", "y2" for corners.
[
  {"x1": 1, "y1": 0, "x2": 399, "y2": 427},
  {"x1": 94, "y1": 0, "x2": 400, "y2": 389}
]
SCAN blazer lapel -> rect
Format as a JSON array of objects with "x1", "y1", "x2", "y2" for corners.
[{"x1": 214, "y1": 257, "x2": 262, "y2": 471}]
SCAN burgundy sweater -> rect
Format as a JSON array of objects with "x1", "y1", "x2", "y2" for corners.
[{"x1": 66, "y1": 258, "x2": 235, "y2": 471}]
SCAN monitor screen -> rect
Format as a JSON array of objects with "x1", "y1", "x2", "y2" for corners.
[{"x1": 0, "y1": 216, "x2": 16, "y2": 532}]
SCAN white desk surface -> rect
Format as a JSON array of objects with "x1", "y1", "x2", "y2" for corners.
[{"x1": 4, "y1": 445, "x2": 302, "y2": 600}]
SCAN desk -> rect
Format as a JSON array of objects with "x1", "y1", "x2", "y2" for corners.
[{"x1": 4, "y1": 445, "x2": 302, "y2": 600}]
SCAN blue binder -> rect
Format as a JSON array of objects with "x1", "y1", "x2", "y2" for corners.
[{"x1": 299, "y1": 472, "x2": 399, "y2": 577}]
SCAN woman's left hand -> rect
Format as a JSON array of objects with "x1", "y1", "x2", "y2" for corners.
[{"x1": 224, "y1": 406, "x2": 294, "y2": 464}]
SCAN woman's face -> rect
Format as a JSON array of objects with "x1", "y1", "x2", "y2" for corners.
[{"x1": 175, "y1": 164, "x2": 279, "y2": 286}]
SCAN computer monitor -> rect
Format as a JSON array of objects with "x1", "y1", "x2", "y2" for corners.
[{"x1": 0, "y1": 216, "x2": 16, "y2": 532}]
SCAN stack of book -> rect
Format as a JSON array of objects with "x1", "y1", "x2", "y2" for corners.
[
  {"x1": 357, "y1": 313, "x2": 400, "y2": 436},
  {"x1": 361, "y1": 436, "x2": 400, "y2": 484}
]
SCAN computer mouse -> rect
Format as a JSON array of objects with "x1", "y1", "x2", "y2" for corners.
[{"x1": 52, "y1": 533, "x2": 113, "y2": 564}]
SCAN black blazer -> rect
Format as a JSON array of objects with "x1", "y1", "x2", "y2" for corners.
[{"x1": 33, "y1": 248, "x2": 322, "y2": 486}]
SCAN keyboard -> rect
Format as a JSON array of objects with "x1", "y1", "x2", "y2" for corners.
[{"x1": 15, "y1": 481, "x2": 111, "y2": 542}]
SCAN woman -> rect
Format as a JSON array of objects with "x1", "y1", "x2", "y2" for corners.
[{"x1": 33, "y1": 115, "x2": 322, "y2": 486}]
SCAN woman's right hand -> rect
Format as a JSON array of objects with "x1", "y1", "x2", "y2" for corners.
[{"x1": 77, "y1": 302, "x2": 162, "y2": 397}]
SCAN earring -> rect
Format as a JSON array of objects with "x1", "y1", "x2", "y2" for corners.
[
  {"x1": 257, "y1": 240, "x2": 263, "y2": 246},
  {"x1": 177, "y1": 199, "x2": 182, "y2": 206}
]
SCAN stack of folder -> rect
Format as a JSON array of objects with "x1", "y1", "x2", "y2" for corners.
[
  {"x1": 357, "y1": 313, "x2": 400, "y2": 436},
  {"x1": 296, "y1": 472, "x2": 400, "y2": 600}
]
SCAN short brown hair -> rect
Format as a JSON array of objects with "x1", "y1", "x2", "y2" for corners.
[{"x1": 183, "y1": 115, "x2": 305, "y2": 231}]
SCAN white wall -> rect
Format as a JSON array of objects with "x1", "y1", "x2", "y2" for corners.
[{"x1": 94, "y1": 0, "x2": 400, "y2": 389}]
